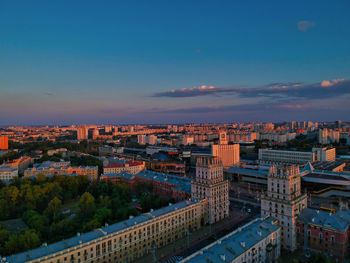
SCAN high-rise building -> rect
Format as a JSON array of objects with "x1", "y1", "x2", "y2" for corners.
[
  {"x1": 261, "y1": 165, "x2": 307, "y2": 251},
  {"x1": 0, "y1": 135, "x2": 9, "y2": 150},
  {"x1": 92, "y1": 128, "x2": 100, "y2": 140},
  {"x1": 212, "y1": 132, "x2": 240, "y2": 168},
  {"x1": 191, "y1": 156, "x2": 229, "y2": 224},
  {"x1": 137, "y1": 134, "x2": 147, "y2": 145},
  {"x1": 77, "y1": 126, "x2": 88, "y2": 140},
  {"x1": 147, "y1": 134, "x2": 157, "y2": 145}
]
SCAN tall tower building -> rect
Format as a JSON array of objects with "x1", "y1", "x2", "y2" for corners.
[
  {"x1": 0, "y1": 135, "x2": 9, "y2": 150},
  {"x1": 261, "y1": 165, "x2": 307, "y2": 251},
  {"x1": 212, "y1": 132, "x2": 240, "y2": 168},
  {"x1": 77, "y1": 126, "x2": 89, "y2": 140},
  {"x1": 191, "y1": 156, "x2": 229, "y2": 224}
]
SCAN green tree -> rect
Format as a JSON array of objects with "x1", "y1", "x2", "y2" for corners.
[
  {"x1": 44, "y1": 197, "x2": 62, "y2": 222},
  {"x1": 4, "y1": 229, "x2": 41, "y2": 255},
  {"x1": 79, "y1": 192, "x2": 96, "y2": 218},
  {"x1": 94, "y1": 207, "x2": 112, "y2": 224}
]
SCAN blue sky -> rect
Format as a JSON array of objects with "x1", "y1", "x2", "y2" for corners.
[{"x1": 0, "y1": 0, "x2": 349, "y2": 124}]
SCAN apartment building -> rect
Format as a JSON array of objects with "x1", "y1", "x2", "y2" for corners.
[
  {"x1": 7, "y1": 199, "x2": 208, "y2": 263},
  {"x1": 191, "y1": 156, "x2": 229, "y2": 224},
  {"x1": 261, "y1": 165, "x2": 307, "y2": 251},
  {"x1": 181, "y1": 217, "x2": 281, "y2": 263}
]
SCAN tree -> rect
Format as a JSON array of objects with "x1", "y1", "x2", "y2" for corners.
[
  {"x1": 44, "y1": 197, "x2": 62, "y2": 222},
  {"x1": 94, "y1": 208, "x2": 112, "y2": 224},
  {"x1": 4, "y1": 229, "x2": 41, "y2": 255},
  {"x1": 78, "y1": 192, "x2": 96, "y2": 218}
]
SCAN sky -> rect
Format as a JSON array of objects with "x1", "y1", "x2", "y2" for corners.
[{"x1": 0, "y1": 0, "x2": 350, "y2": 125}]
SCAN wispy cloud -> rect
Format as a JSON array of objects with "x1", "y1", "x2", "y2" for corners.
[
  {"x1": 297, "y1": 20, "x2": 315, "y2": 32},
  {"x1": 152, "y1": 79, "x2": 350, "y2": 102}
]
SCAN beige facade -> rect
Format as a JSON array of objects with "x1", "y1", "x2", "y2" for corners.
[
  {"x1": 191, "y1": 156, "x2": 229, "y2": 224},
  {"x1": 77, "y1": 126, "x2": 88, "y2": 140},
  {"x1": 7, "y1": 199, "x2": 208, "y2": 263},
  {"x1": 24, "y1": 162, "x2": 98, "y2": 181},
  {"x1": 312, "y1": 147, "x2": 336, "y2": 162},
  {"x1": 261, "y1": 165, "x2": 307, "y2": 251},
  {"x1": 212, "y1": 132, "x2": 240, "y2": 168},
  {"x1": 103, "y1": 161, "x2": 145, "y2": 175}
]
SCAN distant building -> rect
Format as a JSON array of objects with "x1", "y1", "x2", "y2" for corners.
[
  {"x1": 261, "y1": 165, "x2": 307, "y2": 251},
  {"x1": 24, "y1": 161, "x2": 98, "y2": 181},
  {"x1": 103, "y1": 160, "x2": 145, "y2": 174},
  {"x1": 259, "y1": 149, "x2": 315, "y2": 165},
  {"x1": 192, "y1": 156, "x2": 229, "y2": 224},
  {"x1": 181, "y1": 217, "x2": 281, "y2": 263},
  {"x1": 77, "y1": 126, "x2": 88, "y2": 140},
  {"x1": 212, "y1": 132, "x2": 240, "y2": 168},
  {"x1": 0, "y1": 135, "x2": 9, "y2": 150},
  {"x1": 5, "y1": 156, "x2": 32, "y2": 175},
  {"x1": 137, "y1": 134, "x2": 147, "y2": 145},
  {"x1": 101, "y1": 170, "x2": 191, "y2": 201},
  {"x1": 146, "y1": 134, "x2": 157, "y2": 145},
  {"x1": 0, "y1": 165, "x2": 18, "y2": 183},
  {"x1": 312, "y1": 147, "x2": 336, "y2": 162},
  {"x1": 297, "y1": 208, "x2": 350, "y2": 262},
  {"x1": 182, "y1": 135, "x2": 194, "y2": 145},
  {"x1": 319, "y1": 128, "x2": 340, "y2": 144}
]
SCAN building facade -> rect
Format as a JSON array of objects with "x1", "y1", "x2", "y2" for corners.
[
  {"x1": 0, "y1": 135, "x2": 9, "y2": 150},
  {"x1": 7, "y1": 199, "x2": 208, "y2": 263},
  {"x1": 261, "y1": 165, "x2": 307, "y2": 251},
  {"x1": 212, "y1": 132, "x2": 240, "y2": 168},
  {"x1": 259, "y1": 149, "x2": 315, "y2": 165},
  {"x1": 191, "y1": 156, "x2": 229, "y2": 224},
  {"x1": 103, "y1": 161, "x2": 145, "y2": 175},
  {"x1": 0, "y1": 165, "x2": 18, "y2": 183},
  {"x1": 181, "y1": 217, "x2": 281, "y2": 263},
  {"x1": 24, "y1": 161, "x2": 98, "y2": 181},
  {"x1": 77, "y1": 126, "x2": 89, "y2": 140},
  {"x1": 312, "y1": 147, "x2": 336, "y2": 162},
  {"x1": 297, "y1": 208, "x2": 350, "y2": 263}
]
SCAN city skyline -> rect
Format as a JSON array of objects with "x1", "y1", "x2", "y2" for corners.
[{"x1": 1, "y1": 0, "x2": 350, "y2": 124}]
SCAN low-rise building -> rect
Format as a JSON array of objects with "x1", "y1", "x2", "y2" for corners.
[
  {"x1": 297, "y1": 208, "x2": 350, "y2": 262},
  {"x1": 181, "y1": 217, "x2": 281, "y2": 263},
  {"x1": 5, "y1": 156, "x2": 32, "y2": 175},
  {"x1": 259, "y1": 149, "x2": 315, "y2": 165},
  {"x1": 103, "y1": 160, "x2": 145, "y2": 174},
  {"x1": 101, "y1": 170, "x2": 191, "y2": 201},
  {"x1": 0, "y1": 165, "x2": 18, "y2": 183},
  {"x1": 24, "y1": 161, "x2": 98, "y2": 180}
]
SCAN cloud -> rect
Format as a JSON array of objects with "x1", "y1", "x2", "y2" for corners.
[
  {"x1": 153, "y1": 79, "x2": 350, "y2": 102},
  {"x1": 153, "y1": 85, "x2": 234, "y2": 97},
  {"x1": 320, "y1": 79, "x2": 344, "y2": 88},
  {"x1": 44, "y1": 92, "x2": 54, "y2": 96},
  {"x1": 297, "y1": 20, "x2": 315, "y2": 32}
]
